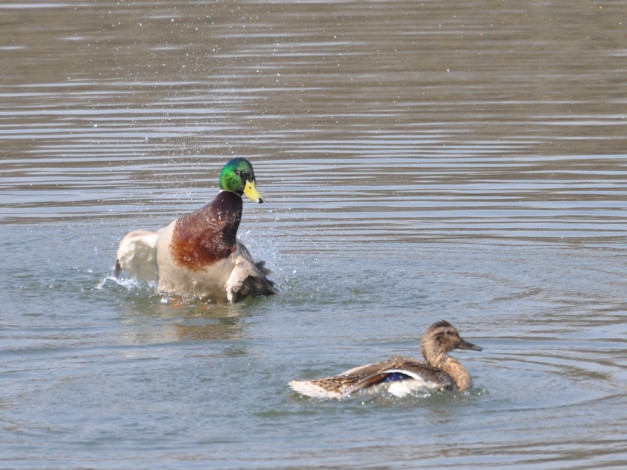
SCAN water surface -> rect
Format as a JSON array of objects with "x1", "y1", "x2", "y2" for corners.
[{"x1": 1, "y1": 1, "x2": 626, "y2": 468}]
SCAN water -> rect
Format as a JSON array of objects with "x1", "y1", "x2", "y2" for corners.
[{"x1": 1, "y1": 0, "x2": 626, "y2": 468}]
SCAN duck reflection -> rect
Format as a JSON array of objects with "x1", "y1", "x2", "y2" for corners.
[{"x1": 118, "y1": 298, "x2": 250, "y2": 344}]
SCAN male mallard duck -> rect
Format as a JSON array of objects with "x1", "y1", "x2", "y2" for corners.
[
  {"x1": 289, "y1": 320, "x2": 482, "y2": 399},
  {"x1": 115, "y1": 158, "x2": 277, "y2": 303}
]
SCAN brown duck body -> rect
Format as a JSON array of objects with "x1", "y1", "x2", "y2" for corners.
[
  {"x1": 296, "y1": 356, "x2": 456, "y2": 399},
  {"x1": 289, "y1": 321, "x2": 481, "y2": 399}
]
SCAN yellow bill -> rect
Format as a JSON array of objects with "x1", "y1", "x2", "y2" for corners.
[{"x1": 244, "y1": 180, "x2": 264, "y2": 203}]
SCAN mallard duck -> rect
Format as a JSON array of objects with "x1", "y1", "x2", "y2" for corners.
[
  {"x1": 289, "y1": 320, "x2": 482, "y2": 399},
  {"x1": 115, "y1": 157, "x2": 277, "y2": 303}
]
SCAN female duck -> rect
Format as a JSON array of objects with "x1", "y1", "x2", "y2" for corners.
[
  {"x1": 115, "y1": 158, "x2": 277, "y2": 303},
  {"x1": 289, "y1": 320, "x2": 482, "y2": 399}
]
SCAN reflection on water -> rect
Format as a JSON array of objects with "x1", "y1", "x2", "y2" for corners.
[
  {"x1": 1, "y1": 0, "x2": 626, "y2": 469},
  {"x1": 95, "y1": 275, "x2": 251, "y2": 343}
]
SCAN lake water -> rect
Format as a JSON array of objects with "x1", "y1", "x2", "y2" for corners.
[{"x1": 1, "y1": 1, "x2": 626, "y2": 468}]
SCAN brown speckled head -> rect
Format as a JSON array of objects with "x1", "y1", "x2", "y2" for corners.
[{"x1": 421, "y1": 320, "x2": 482, "y2": 364}]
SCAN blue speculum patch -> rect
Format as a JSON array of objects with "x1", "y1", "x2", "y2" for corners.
[{"x1": 383, "y1": 372, "x2": 410, "y2": 382}]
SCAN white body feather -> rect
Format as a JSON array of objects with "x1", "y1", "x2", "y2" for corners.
[
  {"x1": 115, "y1": 230, "x2": 159, "y2": 281},
  {"x1": 116, "y1": 224, "x2": 273, "y2": 303}
]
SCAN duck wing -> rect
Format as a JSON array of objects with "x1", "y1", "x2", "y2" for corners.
[
  {"x1": 115, "y1": 230, "x2": 159, "y2": 281},
  {"x1": 380, "y1": 358, "x2": 456, "y2": 391},
  {"x1": 224, "y1": 240, "x2": 278, "y2": 303},
  {"x1": 290, "y1": 356, "x2": 455, "y2": 399},
  {"x1": 341, "y1": 356, "x2": 454, "y2": 392}
]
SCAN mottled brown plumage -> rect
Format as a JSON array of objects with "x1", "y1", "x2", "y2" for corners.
[{"x1": 289, "y1": 320, "x2": 482, "y2": 399}]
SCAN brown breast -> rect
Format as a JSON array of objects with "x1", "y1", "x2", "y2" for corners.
[{"x1": 169, "y1": 191, "x2": 243, "y2": 271}]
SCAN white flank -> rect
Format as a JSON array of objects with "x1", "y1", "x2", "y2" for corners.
[
  {"x1": 381, "y1": 369, "x2": 441, "y2": 397},
  {"x1": 116, "y1": 230, "x2": 159, "y2": 281}
]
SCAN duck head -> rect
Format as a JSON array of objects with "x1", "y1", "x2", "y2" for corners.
[
  {"x1": 421, "y1": 320, "x2": 482, "y2": 363},
  {"x1": 219, "y1": 158, "x2": 264, "y2": 203}
]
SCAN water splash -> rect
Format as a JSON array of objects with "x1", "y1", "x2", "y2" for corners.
[{"x1": 96, "y1": 273, "x2": 157, "y2": 293}]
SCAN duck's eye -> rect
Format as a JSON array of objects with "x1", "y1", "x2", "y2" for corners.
[{"x1": 439, "y1": 331, "x2": 458, "y2": 342}]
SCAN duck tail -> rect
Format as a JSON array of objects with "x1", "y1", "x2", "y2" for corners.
[
  {"x1": 226, "y1": 258, "x2": 279, "y2": 302},
  {"x1": 289, "y1": 380, "x2": 342, "y2": 399},
  {"x1": 253, "y1": 260, "x2": 279, "y2": 295}
]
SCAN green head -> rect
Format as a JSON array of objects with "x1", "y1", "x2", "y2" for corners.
[{"x1": 219, "y1": 158, "x2": 264, "y2": 203}]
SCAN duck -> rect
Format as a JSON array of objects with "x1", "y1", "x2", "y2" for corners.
[
  {"x1": 289, "y1": 320, "x2": 482, "y2": 399},
  {"x1": 115, "y1": 157, "x2": 277, "y2": 303}
]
